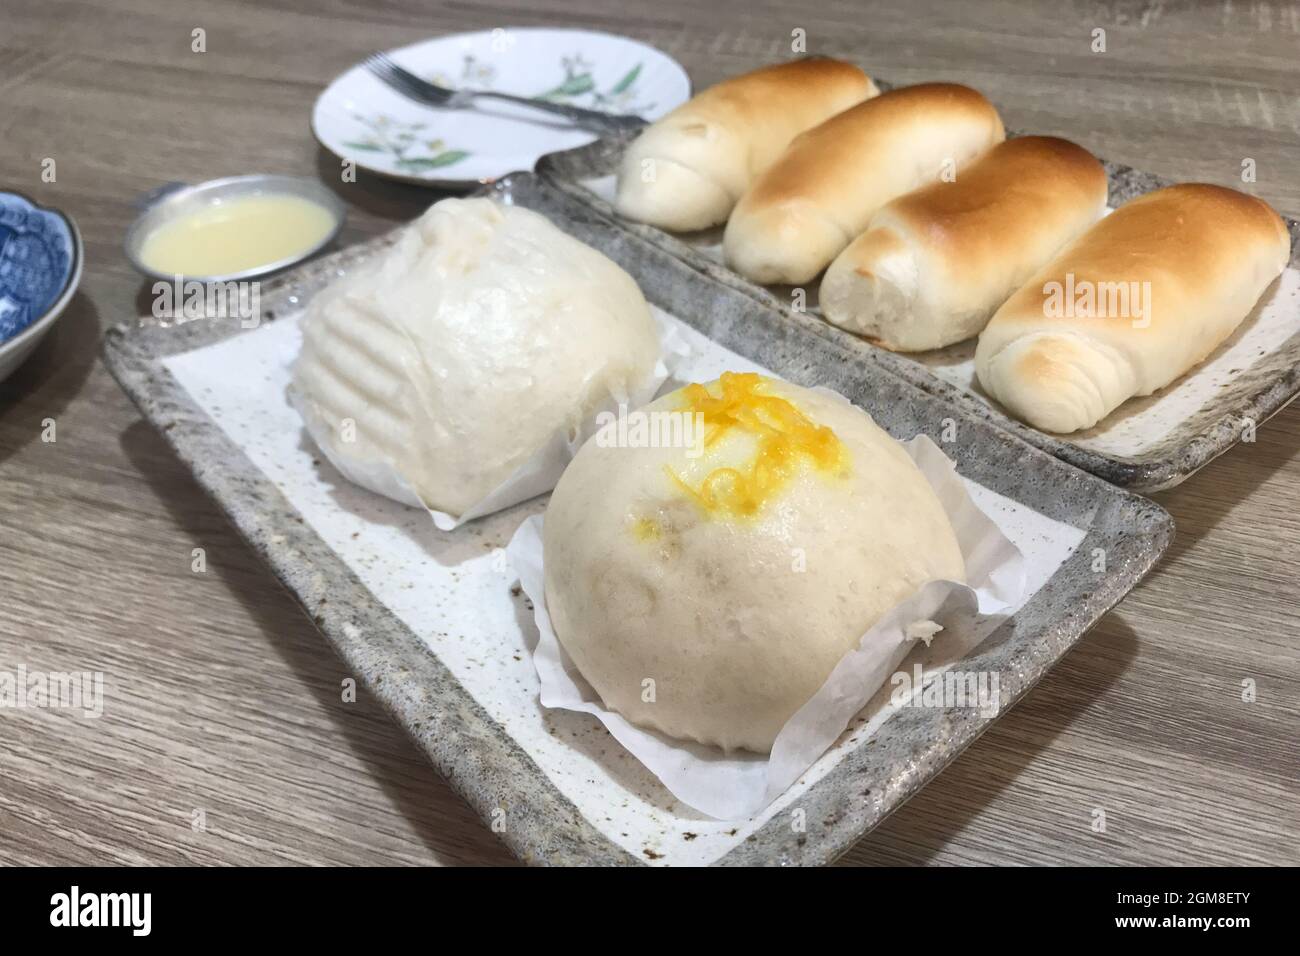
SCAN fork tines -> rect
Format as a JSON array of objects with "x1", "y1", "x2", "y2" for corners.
[{"x1": 363, "y1": 52, "x2": 453, "y2": 105}]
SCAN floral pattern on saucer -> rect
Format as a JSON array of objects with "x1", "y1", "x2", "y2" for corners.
[
  {"x1": 312, "y1": 28, "x2": 690, "y2": 185},
  {"x1": 343, "y1": 115, "x2": 471, "y2": 173},
  {"x1": 533, "y1": 55, "x2": 651, "y2": 115}
]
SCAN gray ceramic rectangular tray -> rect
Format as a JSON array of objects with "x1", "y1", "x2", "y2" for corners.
[
  {"x1": 103, "y1": 171, "x2": 1173, "y2": 865},
  {"x1": 536, "y1": 126, "x2": 1300, "y2": 493}
]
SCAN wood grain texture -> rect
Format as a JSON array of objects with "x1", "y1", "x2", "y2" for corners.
[{"x1": 1, "y1": 0, "x2": 1297, "y2": 866}]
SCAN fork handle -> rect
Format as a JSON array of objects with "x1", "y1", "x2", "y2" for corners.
[{"x1": 471, "y1": 89, "x2": 647, "y2": 134}]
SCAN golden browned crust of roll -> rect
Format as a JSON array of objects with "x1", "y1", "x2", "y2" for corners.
[
  {"x1": 858, "y1": 137, "x2": 1105, "y2": 281},
  {"x1": 683, "y1": 58, "x2": 875, "y2": 134},
  {"x1": 819, "y1": 136, "x2": 1108, "y2": 350},
  {"x1": 986, "y1": 184, "x2": 1288, "y2": 339},
  {"x1": 614, "y1": 58, "x2": 876, "y2": 231},
  {"x1": 739, "y1": 83, "x2": 1003, "y2": 209},
  {"x1": 723, "y1": 83, "x2": 1006, "y2": 283},
  {"x1": 975, "y1": 183, "x2": 1291, "y2": 433}
]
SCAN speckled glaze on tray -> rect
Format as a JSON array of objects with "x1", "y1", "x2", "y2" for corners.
[
  {"x1": 535, "y1": 109, "x2": 1300, "y2": 493},
  {"x1": 102, "y1": 171, "x2": 1172, "y2": 865}
]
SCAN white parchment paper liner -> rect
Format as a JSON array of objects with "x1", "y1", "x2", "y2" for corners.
[
  {"x1": 507, "y1": 429, "x2": 1027, "y2": 820},
  {"x1": 290, "y1": 313, "x2": 692, "y2": 531}
]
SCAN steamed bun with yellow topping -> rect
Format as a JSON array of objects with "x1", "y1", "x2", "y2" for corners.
[
  {"x1": 543, "y1": 373, "x2": 965, "y2": 753},
  {"x1": 291, "y1": 197, "x2": 661, "y2": 519}
]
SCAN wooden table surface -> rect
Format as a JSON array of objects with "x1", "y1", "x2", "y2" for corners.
[{"x1": 2, "y1": 0, "x2": 1297, "y2": 866}]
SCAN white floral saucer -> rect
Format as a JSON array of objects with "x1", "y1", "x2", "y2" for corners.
[{"x1": 312, "y1": 28, "x2": 690, "y2": 186}]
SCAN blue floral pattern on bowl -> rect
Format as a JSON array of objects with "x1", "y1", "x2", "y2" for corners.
[{"x1": 0, "y1": 192, "x2": 76, "y2": 344}]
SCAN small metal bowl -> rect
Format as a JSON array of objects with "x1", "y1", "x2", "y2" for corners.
[{"x1": 124, "y1": 174, "x2": 347, "y2": 282}]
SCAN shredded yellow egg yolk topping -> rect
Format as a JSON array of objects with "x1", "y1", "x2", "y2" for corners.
[
  {"x1": 666, "y1": 372, "x2": 847, "y2": 518},
  {"x1": 632, "y1": 516, "x2": 662, "y2": 541}
]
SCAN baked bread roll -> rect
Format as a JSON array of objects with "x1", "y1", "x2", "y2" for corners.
[
  {"x1": 292, "y1": 197, "x2": 661, "y2": 518},
  {"x1": 975, "y1": 184, "x2": 1291, "y2": 434},
  {"x1": 723, "y1": 83, "x2": 1005, "y2": 284},
  {"x1": 543, "y1": 373, "x2": 964, "y2": 753},
  {"x1": 614, "y1": 59, "x2": 876, "y2": 232},
  {"x1": 821, "y1": 136, "x2": 1108, "y2": 351}
]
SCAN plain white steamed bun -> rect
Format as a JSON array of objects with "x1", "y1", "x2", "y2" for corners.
[{"x1": 291, "y1": 197, "x2": 661, "y2": 518}]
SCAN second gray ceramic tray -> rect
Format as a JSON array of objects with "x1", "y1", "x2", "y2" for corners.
[
  {"x1": 103, "y1": 171, "x2": 1172, "y2": 865},
  {"x1": 536, "y1": 128, "x2": 1300, "y2": 493}
]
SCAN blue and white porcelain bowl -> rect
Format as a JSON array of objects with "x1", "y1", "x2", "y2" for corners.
[{"x1": 0, "y1": 191, "x2": 82, "y2": 383}]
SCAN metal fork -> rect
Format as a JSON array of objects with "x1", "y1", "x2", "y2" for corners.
[{"x1": 363, "y1": 52, "x2": 648, "y2": 136}]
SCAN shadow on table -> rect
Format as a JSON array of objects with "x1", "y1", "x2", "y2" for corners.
[
  {"x1": 837, "y1": 615, "x2": 1139, "y2": 865},
  {"x1": 312, "y1": 145, "x2": 457, "y2": 224},
  {"x1": 1151, "y1": 398, "x2": 1300, "y2": 569},
  {"x1": 119, "y1": 418, "x2": 520, "y2": 866},
  {"x1": 0, "y1": 292, "x2": 99, "y2": 467}
]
